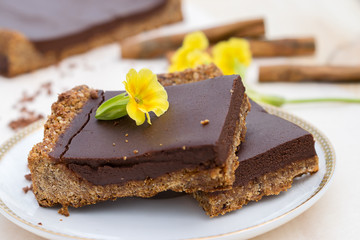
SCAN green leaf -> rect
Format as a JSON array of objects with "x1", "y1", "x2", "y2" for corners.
[{"x1": 95, "y1": 93, "x2": 130, "y2": 120}]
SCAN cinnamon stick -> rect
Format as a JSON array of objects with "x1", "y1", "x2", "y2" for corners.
[
  {"x1": 121, "y1": 18, "x2": 265, "y2": 59},
  {"x1": 259, "y1": 65, "x2": 360, "y2": 82},
  {"x1": 250, "y1": 38, "x2": 315, "y2": 57},
  {"x1": 165, "y1": 37, "x2": 316, "y2": 60}
]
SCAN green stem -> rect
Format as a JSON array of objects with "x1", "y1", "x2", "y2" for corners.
[
  {"x1": 246, "y1": 88, "x2": 360, "y2": 107},
  {"x1": 287, "y1": 98, "x2": 360, "y2": 104}
]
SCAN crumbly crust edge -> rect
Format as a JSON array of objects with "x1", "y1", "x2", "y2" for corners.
[{"x1": 193, "y1": 155, "x2": 319, "y2": 217}]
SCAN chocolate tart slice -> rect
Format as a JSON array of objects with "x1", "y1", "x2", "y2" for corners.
[
  {"x1": 193, "y1": 100, "x2": 319, "y2": 217},
  {"x1": 28, "y1": 70, "x2": 250, "y2": 215},
  {"x1": 0, "y1": 0, "x2": 182, "y2": 77}
]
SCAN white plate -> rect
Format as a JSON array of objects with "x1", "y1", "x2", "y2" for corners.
[{"x1": 0, "y1": 106, "x2": 335, "y2": 240}]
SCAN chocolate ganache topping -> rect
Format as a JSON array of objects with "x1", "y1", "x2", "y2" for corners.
[{"x1": 49, "y1": 75, "x2": 246, "y2": 185}]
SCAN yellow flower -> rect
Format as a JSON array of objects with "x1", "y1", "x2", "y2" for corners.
[
  {"x1": 168, "y1": 47, "x2": 191, "y2": 72},
  {"x1": 212, "y1": 38, "x2": 252, "y2": 76},
  {"x1": 168, "y1": 31, "x2": 211, "y2": 72},
  {"x1": 169, "y1": 48, "x2": 212, "y2": 72},
  {"x1": 187, "y1": 50, "x2": 212, "y2": 69},
  {"x1": 123, "y1": 68, "x2": 169, "y2": 125},
  {"x1": 183, "y1": 31, "x2": 209, "y2": 50}
]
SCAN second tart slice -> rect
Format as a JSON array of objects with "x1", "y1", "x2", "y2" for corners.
[{"x1": 193, "y1": 100, "x2": 319, "y2": 217}]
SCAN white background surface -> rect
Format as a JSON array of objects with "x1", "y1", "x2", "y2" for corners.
[{"x1": 0, "y1": 0, "x2": 360, "y2": 239}]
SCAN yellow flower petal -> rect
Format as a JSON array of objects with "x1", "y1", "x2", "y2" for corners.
[
  {"x1": 183, "y1": 31, "x2": 209, "y2": 51},
  {"x1": 152, "y1": 101, "x2": 169, "y2": 116},
  {"x1": 145, "y1": 112, "x2": 151, "y2": 125},
  {"x1": 137, "y1": 68, "x2": 157, "y2": 93},
  {"x1": 139, "y1": 97, "x2": 169, "y2": 117},
  {"x1": 168, "y1": 47, "x2": 191, "y2": 72},
  {"x1": 212, "y1": 38, "x2": 252, "y2": 75},
  {"x1": 141, "y1": 77, "x2": 167, "y2": 97},
  {"x1": 187, "y1": 50, "x2": 212, "y2": 68},
  {"x1": 124, "y1": 68, "x2": 138, "y2": 98},
  {"x1": 168, "y1": 31, "x2": 212, "y2": 72},
  {"x1": 168, "y1": 47, "x2": 212, "y2": 72},
  {"x1": 126, "y1": 98, "x2": 145, "y2": 126}
]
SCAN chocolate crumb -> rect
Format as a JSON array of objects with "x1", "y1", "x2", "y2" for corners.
[
  {"x1": 182, "y1": 146, "x2": 186, "y2": 150},
  {"x1": 41, "y1": 82, "x2": 53, "y2": 96},
  {"x1": 68, "y1": 63, "x2": 77, "y2": 69},
  {"x1": 200, "y1": 119, "x2": 210, "y2": 126},
  {"x1": 22, "y1": 186, "x2": 30, "y2": 193},
  {"x1": 20, "y1": 91, "x2": 37, "y2": 103},
  {"x1": 90, "y1": 90, "x2": 98, "y2": 99},
  {"x1": 133, "y1": 150, "x2": 139, "y2": 154},
  {"x1": 83, "y1": 63, "x2": 95, "y2": 71},
  {"x1": 113, "y1": 121, "x2": 119, "y2": 126},
  {"x1": 24, "y1": 173, "x2": 32, "y2": 181},
  {"x1": 9, "y1": 81, "x2": 53, "y2": 131},
  {"x1": 38, "y1": 222, "x2": 42, "y2": 226},
  {"x1": 22, "y1": 184, "x2": 33, "y2": 194},
  {"x1": 20, "y1": 107, "x2": 27, "y2": 113},
  {"x1": 9, "y1": 114, "x2": 44, "y2": 130}
]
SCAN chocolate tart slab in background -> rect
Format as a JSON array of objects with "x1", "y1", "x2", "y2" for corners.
[
  {"x1": 0, "y1": 0, "x2": 182, "y2": 77},
  {"x1": 193, "y1": 100, "x2": 319, "y2": 217},
  {"x1": 28, "y1": 69, "x2": 250, "y2": 215}
]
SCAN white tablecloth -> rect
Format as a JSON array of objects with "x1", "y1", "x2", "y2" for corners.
[{"x1": 1, "y1": 0, "x2": 360, "y2": 239}]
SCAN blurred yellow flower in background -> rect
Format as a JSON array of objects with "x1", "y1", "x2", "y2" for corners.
[
  {"x1": 169, "y1": 48, "x2": 212, "y2": 72},
  {"x1": 186, "y1": 50, "x2": 212, "y2": 68},
  {"x1": 169, "y1": 32, "x2": 252, "y2": 77},
  {"x1": 169, "y1": 31, "x2": 212, "y2": 72},
  {"x1": 212, "y1": 38, "x2": 252, "y2": 76},
  {"x1": 183, "y1": 31, "x2": 209, "y2": 51}
]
